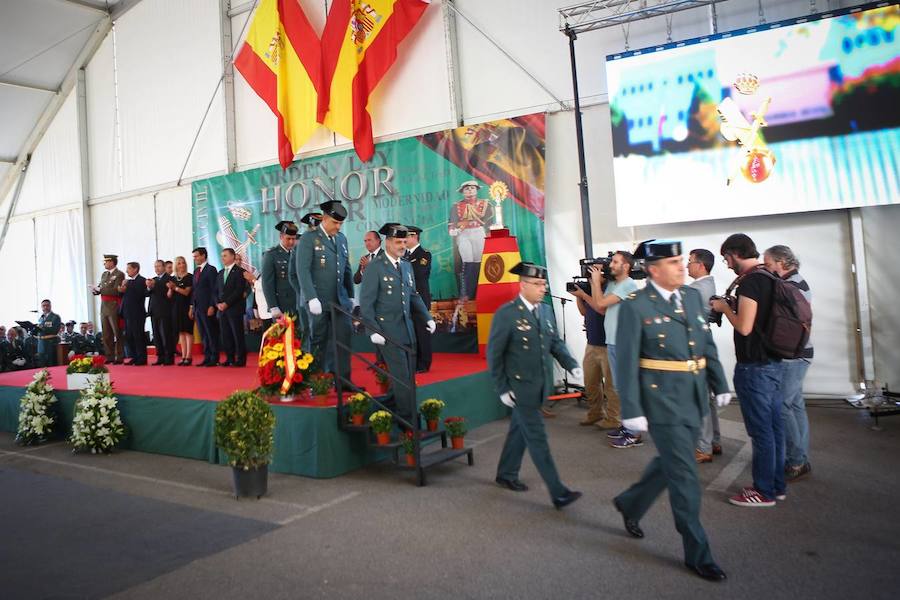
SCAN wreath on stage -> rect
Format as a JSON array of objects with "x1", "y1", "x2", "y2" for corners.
[
  {"x1": 257, "y1": 315, "x2": 315, "y2": 397},
  {"x1": 16, "y1": 369, "x2": 59, "y2": 445}
]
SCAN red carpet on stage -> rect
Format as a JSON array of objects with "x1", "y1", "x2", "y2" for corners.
[{"x1": 0, "y1": 353, "x2": 487, "y2": 405}]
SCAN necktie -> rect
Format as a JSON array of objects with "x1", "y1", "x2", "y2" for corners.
[
  {"x1": 194, "y1": 267, "x2": 200, "y2": 283},
  {"x1": 669, "y1": 293, "x2": 681, "y2": 311},
  {"x1": 394, "y1": 260, "x2": 400, "y2": 272}
]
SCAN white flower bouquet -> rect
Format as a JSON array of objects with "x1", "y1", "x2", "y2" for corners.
[
  {"x1": 16, "y1": 369, "x2": 59, "y2": 445},
  {"x1": 69, "y1": 379, "x2": 126, "y2": 454}
]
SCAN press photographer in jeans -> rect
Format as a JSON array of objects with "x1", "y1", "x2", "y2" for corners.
[{"x1": 711, "y1": 234, "x2": 784, "y2": 507}]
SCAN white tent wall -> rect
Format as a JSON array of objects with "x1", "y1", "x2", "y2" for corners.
[
  {"x1": 153, "y1": 185, "x2": 193, "y2": 262},
  {"x1": 13, "y1": 90, "x2": 82, "y2": 216},
  {"x1": 0, "y1": 219, "x2": 38, "y2": 322},
  {"x1": 34, "y1": 210, "x2": 89, "y2": 322},
  {"x1": 85, "y1": 32, "x2": 119, "y2": 199}
]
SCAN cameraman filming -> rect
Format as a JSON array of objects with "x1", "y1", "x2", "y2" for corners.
[{"x1": 711, "y1": 233, "x2": 784, "y2": 508}]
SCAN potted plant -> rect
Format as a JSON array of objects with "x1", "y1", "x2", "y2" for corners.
[
  {"x1": 257, "y1": 315, "x2": 314, "y2": 402},
  {"x1": 16, "y1": 370, "x2": 58, "y2": 445},
  {"x1": 369, "y1": 410, "x2": 393, "y2": 445},
  {"x1": 400, "y1": 430, "x2": 416, "y2": 466},
  {"x1": 214, "y1": 390, "x2": 276, "y2": 499},
  {"x1": 66, "y1": 355, "x2": 109, "y2": 390},
  {"x1": 370, "y1": 361, "x2": 390, "y2": 394},
  {"x1": 308, "y1": 372, "x2": 334, "y2": 405},
  {"x1": 69, "y1": 379, "x2": 126, "y2": 454},
  {"x1": 420, "y1": 398, "x2": 445, "y2": 432},
  {"x1": 348, "y1": 392, "x2": 370, "y2": 426},
  {"x1": 444, "y1": 416, "x2": 467, "y2": 449}
]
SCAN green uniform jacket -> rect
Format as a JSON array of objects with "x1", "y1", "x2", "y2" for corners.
[
  {"x1": 615, "y1": 285, "x2": 728, "y2": 426},
  {"x1": 261, "y1": 244, "x2": 298, "y2": 314},
  {"x1": 38, "y1": 312, "x2": 62, "y2": 338},
  {"x1": 487, "y1": 297, "x2": 578, "y2": 409},
  {"x1": 98, "y1": 269, "x2": 124, "y2": 296},
  {"x1": 295, "y1": 227, "x2": 354, "y2": 311},
  {"x1": 359, "y1": 253, "x2": 430, "y2": 345}
]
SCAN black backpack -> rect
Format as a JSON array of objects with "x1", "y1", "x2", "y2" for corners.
[{"x1": 728, "y1": 267, "x2": 813, "y2": 359}]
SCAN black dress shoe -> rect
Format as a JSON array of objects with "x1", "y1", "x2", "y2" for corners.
[
  {"x1": 495, "y1": 477, "x2": 529, "y2": 492},
  {"x1": 687, "y1": 562, "x2": 727, "y2": 581},
  {"x1": 133, "y1": 361, "x2": 147, "y2": 366},
  {"x1": 552, "y1": 490, "x2": 582, "y2": 509},
  {"x1": 222, "y1": 361, "x2": 234, "y2": 367},
  {"x1": 233, "y1": 362, "x2": 246, "y2": 367},
  {"x1": 152, "y1": 360, "x2": 164, "y2": 366},
  {"x1": 205, "y1": 362, "x2": 218, "y2": 367},
  {"x1": 613, "y1": 498, "x2": 644, "y2": 538}
]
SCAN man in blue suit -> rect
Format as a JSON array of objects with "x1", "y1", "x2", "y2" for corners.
[
  {"x1": 360, "y1": 224, "x2": 435, "y2": 426},
  {"x1": 295, "y1": 201, "x2": 354, "y2": 380},
  {"x1": 191, "y1": 246, "x2": 220, "y2": 367},
  {"x1": 119, "y1": 261, "x2": 148, "y2": 366},
  {"x1": 216, "y1": 248, "x2": 249, "y2": 367}
]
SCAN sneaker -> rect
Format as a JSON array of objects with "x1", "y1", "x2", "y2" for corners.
[
  {"x1": 785, "y1": 462, "x2": 811, "y2": 481},
  {"x1": 775, "y1": 492, "x2": 787, "y2": 501},
  {"x1": 728, "y1": 487, "x2": 775, "y2": 507},
  {"x1": 610, "y1": 433, "x2": 643, "y2": 449},
  {"x1": 606, "y1": 426, "x2": 628, "y2": 439}
]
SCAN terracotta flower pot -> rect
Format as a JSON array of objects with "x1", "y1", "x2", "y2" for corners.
[
  {"x1": 314, "y1": 393, "x2": 328, "y2": 406},
  {"x1": 405, "y1": 453, "x2": 416, "y2": 466},
  {"x1": 427, "y1": 419, "x2": 438, "y2": 432},
  {"x1": 451, "y1": 436, "x2": 464, "y2": 449},
  {"x1": 376, "y1": 431, "x2": 391, "y2": 445},
  {"x1": 351, "y1": 413, "x2": 365, "y2": 426}
]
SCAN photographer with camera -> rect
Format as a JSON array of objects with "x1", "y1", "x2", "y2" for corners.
[
  {"x1": 569, "y1": 277, "x2": 620, "y2": 430},
  {"x1": 711, "y1": 234, "x2": 785, "y2": 508},
  {"x1": 688, "y1": 249, "x2": 722, "y2": 463}
]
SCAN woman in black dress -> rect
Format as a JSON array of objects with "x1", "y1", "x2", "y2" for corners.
[{"x1": 167, "y1": 256, "x2": 194, "y2": 365}]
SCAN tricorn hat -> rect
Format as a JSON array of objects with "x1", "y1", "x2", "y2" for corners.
[
  {"x1": 319, "y1": 200, "x2": 348, "y2": 221},
  {"x1": 275, "y1": 220, "x2": 299, "y2": 235},
  {"x1": 457, "y1": 180, "x2": 482, "y2": 192},
  {"x1": 378, "y1": 223, "x2": 409, "y2": 238},
  {"x1": 300, "y1": 212, "x2": 323, "y2": 227},
  {"x1": 510, "y1": 261, "x2": 548, "y2": 280},
  {"x1": 405, "y1": 225, "x2": 422, "y2": 235},
  {"x1": 633, "y1": 239, "x2": 682, "y2": 262},
  {"x1": 65, "y1": 320, "x2": 76, "y2": 326}
]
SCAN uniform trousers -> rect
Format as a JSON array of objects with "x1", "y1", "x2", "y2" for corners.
[
  {"x1": 100, "y1": 300, "x2": 123, "y2": 361},
  {"x1": 496, "y1": 403, "x2": 566, "y2": 500},
  {"x1": 306, "y1": 305, "x2": 351, "y2": 382},
  {"x1": 380, "y1": 340, "x2": 416, "y2": 427}
]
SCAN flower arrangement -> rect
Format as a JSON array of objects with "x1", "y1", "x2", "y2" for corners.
[
  {"x1": 400, "y1": 430, "x2": 416, "y2": 454},
  {"x1": 348, "y1": 392, "x2": 371, "y2": 416},
  {"x1": 369, "y1": 410, "x2": 393, "y2": 434},
  {"x1": 308, "y1": 372, "x2": 334, "y2": 397},
  {"x1": 16, "y1": 369, "x2": 58, "y2": 445},
  {"x1": 370, "y1": 361, "x2": 390, "y2": 387},
  {"x1": 444, "y1": 416, "x2": 467, "y2": 438},
  {"x1": 69, "y1": 380, "x2": 126, "y2": 454},
  {"x1": 420, "y1": 398, "x2": 445, "y2": 421},
  {"x1": 257, "y1": 316, "x2": 314, "y2": 396},
  {"x1": 214, "y1": 390, "x2": 276, "y2": 470},
  {"x1": 66, "y1": 354, "x2": 108, "y2": 375}
]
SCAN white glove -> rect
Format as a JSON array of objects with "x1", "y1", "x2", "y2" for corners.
[
  {"x1": 308, "y1": 298, "x2": 322, "y2": 315},
  {"x1": 269, "y1": 307, "x2": 283, "y2": 319},
  {"x1": 715, "y1": 393, "x2": 732, "y2": 408},
  {"x1": 351, "y1": 297, "x2": 359, "y2": 309},
  {"x1": 448, "y1": 228, "x2": 459, "y2": 237},
  {"x1": 426, "y1": 320, "x2": 436, "y2": 334},
  {"x1": 569, "y1": 367, "x2": 583, "y2": 379},
  {"x1": 370, "y1": 333, "x2": 386, "y2": 345},
  {"x1": 622, "y1": 416, "x2": 649, "y2": 432},
  {"x1": 500, "y1": 391, "x2": 516, "y2": 408},
  {"x1": 12, "y1": 358, "x2": 26, "y2": 367}
]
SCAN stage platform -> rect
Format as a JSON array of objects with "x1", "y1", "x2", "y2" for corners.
[{"x1": 0, "y1": 353, "x2": 505, "y2": 478}]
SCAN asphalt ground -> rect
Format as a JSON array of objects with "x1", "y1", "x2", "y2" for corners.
[{"x1": 1, "y1": 398, "x2": 897, "y2": 600}]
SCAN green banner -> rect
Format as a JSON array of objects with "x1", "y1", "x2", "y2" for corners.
[{"x1": 192, "y1": 113, "x2": 547, "y2": 312}]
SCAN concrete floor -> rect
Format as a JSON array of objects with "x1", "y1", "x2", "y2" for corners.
[{"x1": 1, "y1": 399, "x2": 898, "y2": 600}]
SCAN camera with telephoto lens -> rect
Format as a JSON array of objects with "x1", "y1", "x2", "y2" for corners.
[{"x1": 708, "y1": 294, "x2": 736, "y2": 327}]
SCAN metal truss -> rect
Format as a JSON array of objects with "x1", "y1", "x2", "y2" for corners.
[{"x1": 559, "y1": 0, "x2": 728, "y2": 34}]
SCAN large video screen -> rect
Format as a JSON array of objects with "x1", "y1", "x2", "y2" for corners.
[{"x1": 606, "y1": 3, "x2": 899, "y2": 227}]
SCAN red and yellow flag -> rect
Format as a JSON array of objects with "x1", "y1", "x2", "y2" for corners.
[
  {"x1": 234, "y1": 0, "x2": 323, "y2": 169},
  {"x1": 320, "y1": 0, "x2": 431, "y2": 162}
]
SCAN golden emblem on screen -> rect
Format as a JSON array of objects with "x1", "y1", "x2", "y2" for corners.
[{"x1": 484, "y1": 254, "x2": 505, "y2": 283}]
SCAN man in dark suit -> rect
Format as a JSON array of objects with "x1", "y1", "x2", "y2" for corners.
[
  {"x1": 216, "y1": 248, "x2": 249, "y2": 367},
  {"x1": 147, "y1": 259, "x2": 175, "y2": 365},
  {"x1": 612, "y1": 239, "x2": 730, "y2": 582},
  {"x1": 404, "y1": 225, "x2": 433, "y2": 372},
  {"x1": 191, "y1": 247, "x2": 220, "y2": 367},
  {"x1": 119, "y1": 261, "x2": 148, "y2": 365},
  {"x1": 353, "y1": 230, "x2": 384, "y2": 285}
]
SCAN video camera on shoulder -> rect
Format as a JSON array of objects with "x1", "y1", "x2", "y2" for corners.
[{"x1": 708, "y1": 294, "x2": 736, "y2": 326}]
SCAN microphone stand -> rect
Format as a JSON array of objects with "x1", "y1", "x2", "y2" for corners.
[{"x1": 549, "y1": 293, "x2": 584, "y2": 396}]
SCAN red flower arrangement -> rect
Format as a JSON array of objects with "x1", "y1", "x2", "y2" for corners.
[{"x1": 257, "y1": 316, "x2": 315, "y2": 396}]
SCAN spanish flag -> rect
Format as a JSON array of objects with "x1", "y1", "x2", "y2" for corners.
[
  {"x1": 234, "y1": 0, "x2": 323, "y2": 169},
  {"x1": 320, "y1": 0, "x2": 430, "y2": 162}
]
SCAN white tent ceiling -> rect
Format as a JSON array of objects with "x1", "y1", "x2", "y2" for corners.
[{"x1": 0, "y1": 0, "x2": 142, "y2": 211}]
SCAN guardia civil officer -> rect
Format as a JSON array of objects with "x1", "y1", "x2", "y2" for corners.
[
  {"x1": 360, "y1": 224, "x2": 435, "y2": 426},
  {"x1": 488, "y1": 262, "x2": 584, "y2": 509},
  {"x1": 295, "y1": 201, "x2": 354, "y2": 379},
  {"x1": 404, "y1": 225, "x2": 433, "y2": 372},
  {"x1": 291, "y1": 212, "x2": 323, "y2": 346},
  {"x1": 261, "y1": 220, "x2": 299, "y2": 321},
  {"x1": 612, "y1": 240, "x2": 731, "y2": 581},
  {"x1": 36, "y1": 299, "x2": 62, "y2": 367}
]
